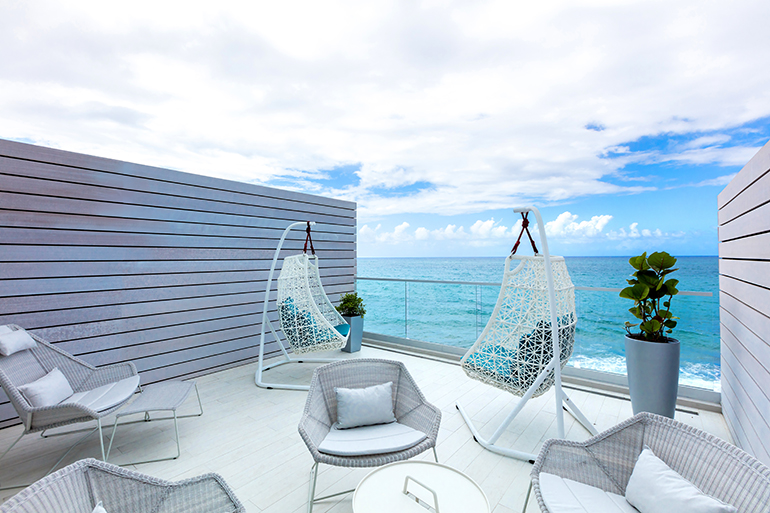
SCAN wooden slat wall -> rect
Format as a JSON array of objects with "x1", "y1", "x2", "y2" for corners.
[
  {"x1": 0, "y1": 139, "x2": 356, "y2": 428},
  {"x1": 718, "y1": 138, "x2": 770, "y2": 466}
]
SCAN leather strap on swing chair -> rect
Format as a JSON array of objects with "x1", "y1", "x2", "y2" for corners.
[
  {"x1": 511, "y1": 212, "x2": 539, "y2": 255},
  {"x1": 304, "y1": 221, "x2": 316, "y2": 255}
]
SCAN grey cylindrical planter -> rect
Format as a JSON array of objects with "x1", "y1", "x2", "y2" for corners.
[
  {"x1": 625, "y1": 335, "x2": 680, "y2": 418},
  {"x1": 342, "y1": 315, "x2": 363, "y2": 353}
]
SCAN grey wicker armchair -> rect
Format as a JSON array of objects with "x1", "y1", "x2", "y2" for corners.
[
  {"x1": 528, "y1": 412, "x2": 770, "y2": 513},
  {"x1": 0, "y1": 458, "x2": 244, "y2": 513},
  {"x1": 298, "y1": 358, "x2": 441, "y2": 513},
  {"x1": 0, "y1": 325, "x2": 139, "y2": 488}
]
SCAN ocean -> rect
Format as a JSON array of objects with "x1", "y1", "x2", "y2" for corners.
[{"x1": 356, "y1": 256, "x2": 721, "y2": 391}]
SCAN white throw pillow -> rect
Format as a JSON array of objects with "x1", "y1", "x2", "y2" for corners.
[
  {"x1": 92, "y1": 501, "x2": 108, "y2": 513},
  {"x1": 0, "y1": 325, "x2": 13, "y2": 335},
  {"x1": 625, "y1": 446, "x2": 738, "y2": 513},
  {"x1": 335, "y1": 381, "x2": 396, "y2": 429},
  {"x1": 18, "y1": 368, "x2": 74, "y2": 408},
  {"x1": 0, "y1": 329, "x2": 37, "y2": 356}
]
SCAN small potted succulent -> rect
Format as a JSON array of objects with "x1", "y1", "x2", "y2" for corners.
[
  {"x1": 336, "y1": 292, "x2": 366, "y2": 353},
  {"x1": 619, "y1": 251, "x2": 680, "y2": 418}
]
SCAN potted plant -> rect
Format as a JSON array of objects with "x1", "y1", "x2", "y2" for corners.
[
  {"x1": 336, "y1": 292, "x2": 366, "y2": 353},
  {"x1": 619, "y1": 251, "x2": 680, "y2": 418}
]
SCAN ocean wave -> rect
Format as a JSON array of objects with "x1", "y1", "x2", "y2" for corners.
[{"x1": 568, "y1": 355, "x2": 721, "y2": 392}]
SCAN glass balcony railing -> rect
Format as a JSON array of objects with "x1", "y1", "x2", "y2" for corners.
[{"x1": 355, "y1": 276, "x2": 719, "y2": 393}]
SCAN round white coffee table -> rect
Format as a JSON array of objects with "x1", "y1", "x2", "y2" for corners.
[{"x1": 352, "y1": 460, "x2": 489, "y2": 513}]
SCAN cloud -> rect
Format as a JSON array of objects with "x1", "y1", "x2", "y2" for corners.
[
  {"x1": 359, "y1": 217, "x2": 520, "y2": 245},
  {"x1": 606, "y1": 223, "x2": 684, "y2": 241},
  {"x1": 1, "y1": 0, "x2": 768, "y2": 219},
  {"x1": 545, "y1": 212, "x2": 613, "y2": 240}
]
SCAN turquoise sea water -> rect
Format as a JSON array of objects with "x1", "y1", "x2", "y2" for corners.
[{"x1": 356, "y1": 256, "x2": 720, "y2": 391}]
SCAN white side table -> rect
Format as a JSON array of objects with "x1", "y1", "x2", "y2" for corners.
[{"x1": 352, "y1": 460, "x2": 489, "y2": 513}]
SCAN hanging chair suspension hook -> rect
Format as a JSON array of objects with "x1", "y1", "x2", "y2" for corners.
[
  {"x1": 511, "y1": 212, "x2": 539, "y2": 255},
  {"x1": 304, "y1": 221, "x2": 316, "y2": 255}
]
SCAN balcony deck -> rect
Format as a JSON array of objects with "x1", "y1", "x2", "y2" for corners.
[{"x1": 0, "y1": 345, "x2": 731, "y2": 512}]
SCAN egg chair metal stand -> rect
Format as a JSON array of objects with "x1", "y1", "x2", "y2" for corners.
[
  {"x1": 456, "y1": 206, "x2": 598, "y2": 463},
  {"x1": 255, "y1": 221, "x2": 350, "y2": 391}
]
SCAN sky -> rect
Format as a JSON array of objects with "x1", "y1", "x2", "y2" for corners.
[{"x1": 2, "y1": 0, "x2": 769, "y2": 258}]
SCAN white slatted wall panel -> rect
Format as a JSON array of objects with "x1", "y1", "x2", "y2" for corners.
[
  {"x1": 0, "y1": 139, "x2": 356, "y2": 428},
  {"x1": 718, "y1": 138, "x2": 770, "y2": 465}
]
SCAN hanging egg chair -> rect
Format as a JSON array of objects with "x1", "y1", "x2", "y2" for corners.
[
  {"x1": 277, "y1": 253, "x2": 350, "y2": 355},
  {"x1": 255, "y1": 221, "x2": 350, "y2": 391},
  {"x1": 456, "y1": 207, "x2": 597, "y2": 462},
  {"x1": 461, "y1": 254, "x2": 576, "y2": 397}
]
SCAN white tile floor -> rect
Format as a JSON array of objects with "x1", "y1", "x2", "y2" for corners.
[{"x1": 0, "y1": 346, "x2": 732, "y2": 512}]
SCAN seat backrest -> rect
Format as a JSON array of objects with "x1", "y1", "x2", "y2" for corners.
[
  {"x1": 0, "y1": 459, "x2": 93, "y2": 513},
  {"x1": 312, "y1": 359, "x2": 423, "y2": 424},
  {"x1": 642, "y1": 415, "x2": 770, "y2": 513},
  {"x1": 0, "y1": 326, "x2": 93, "y2": 415}
]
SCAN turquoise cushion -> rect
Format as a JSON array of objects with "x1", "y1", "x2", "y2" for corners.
[
  {"x1": 465, "y1": 344, "x2": 513, "y2": 379},
  {"x1": 280, "y1": 297, "x2": 348, "y2": 347}
]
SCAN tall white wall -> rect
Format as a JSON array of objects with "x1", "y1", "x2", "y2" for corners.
[{"x1": 718, "y1": 138, "x2": 770, "y2": 465}]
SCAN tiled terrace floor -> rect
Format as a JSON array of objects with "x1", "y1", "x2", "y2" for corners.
[{"x1": 0, "y1": 346, "x2": 731, "y2": 512}]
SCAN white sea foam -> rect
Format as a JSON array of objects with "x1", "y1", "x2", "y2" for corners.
[{"x1": 568, "y1": 356, "x2": 721, "y2": 392}]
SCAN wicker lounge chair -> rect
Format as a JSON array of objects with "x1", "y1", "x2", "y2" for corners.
[
  {"x1": 528, "y1": 412, "x2": 770, "y2": 513},
  {"x1": 0, "y1": 458, "x2": 244, "y2": 513},
  {"x1": 298, "y1": 358, "x2": 441, "y2": 512},
  {"x1": 0, "y1": 325, "x2": 139, "y2": 487}
]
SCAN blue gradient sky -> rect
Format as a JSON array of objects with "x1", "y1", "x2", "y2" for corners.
[{"x1": 2, "y1": 1, "x2": 769, "y2": 257}]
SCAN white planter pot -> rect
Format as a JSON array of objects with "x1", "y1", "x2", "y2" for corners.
[
  {"x1": 342, "y1": 315, "x2": 363, "y2": 353},
  {"x1": 624, "y1": 335, "x2": 680, "y2": 418}
]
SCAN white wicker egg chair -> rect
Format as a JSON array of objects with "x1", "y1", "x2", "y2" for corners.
[
  {"x1": 255, "y1": 221, "x2": 350, "y2": 391},
  {"x1": 456, "y1": 207, "x2": 598, "y2": 462}
]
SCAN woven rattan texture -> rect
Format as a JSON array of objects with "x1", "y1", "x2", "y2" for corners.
[
  {"x1": 298, "y1": 358, "x2": 441, "y2": 468},
  {"x1": 0, "y1": 458, "x2": 244, "y2": 513},
  {"x1": 0, "y1": 325, "x2": 138, "y2": 433},
  {"x1": 462, "y1": 256, "x2": 576, "y2": 398},
  {"x1": 531, "y1": 412, "x2": 770, "y2": 513},
  {"x1": 116, "y1": 381, "x2": 194, "y2": 417},
  {"x1": 277, "y1": 254, "x2": 347, "y2": 355}
]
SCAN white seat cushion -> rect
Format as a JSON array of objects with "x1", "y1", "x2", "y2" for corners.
[
  {"x1": 318, "y1": 422, "x2": 427, "y2": 456},
  {"x1": 64, "y1": 375, "x2": 140, "y2": 412},
  {"x1": 539, "y1": 473, "x2": 638, "y2": 513}
]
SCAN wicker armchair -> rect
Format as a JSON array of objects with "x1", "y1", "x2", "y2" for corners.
[
  {"x1": 0, "y1": 325, "x2": 139, "y2": 487},
  {"x1": 0, "y1": 458, "x2": 244, "y2": 513},
  {"x1": 298, "y1": 358, "x2": 441, "y2": 512},
  {"x1": 530, "y1": 412, "x2": 770, "y2": 513}
]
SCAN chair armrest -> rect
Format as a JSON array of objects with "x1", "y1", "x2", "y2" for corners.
[
  {"x1": 156, "y1": 473, "x2": 245, "y2": 512},
  {"x1": 398, "y1": 402, "x2": 441, "y2": 444},
  {"x1": 532, "y1": 413, "x2": 647, "y2": 500},
  {"x1": 78, "y1": 362, "x2": 138, "y2": 391},
  {"x1": 532, "y1": 439, "x2": 626, "y2": 494},
  {"x1": 298, "y1": 412, "x2": 332, "y2": 456},
  {"x1": 28, "y1": 402, "x2": 102, "y2": 431}
]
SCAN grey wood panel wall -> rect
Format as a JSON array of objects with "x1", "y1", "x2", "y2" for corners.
[
  {"x1": 0, "y1": 139, "x2": 357, "y2": 428},
  {"x1": 718, "y1": 138, "x2": 770, "y2": 466}
]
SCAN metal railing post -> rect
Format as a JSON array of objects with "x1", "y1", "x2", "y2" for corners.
[{"x1": 405, "y1": 281, "x2": 408, "y2": 339}]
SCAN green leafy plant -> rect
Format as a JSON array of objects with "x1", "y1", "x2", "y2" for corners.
[
  {"x1": 619, "y1": 251, "x2": 680, "y2": 342},
  {"x1": 336, "y1": 292, "x2": 366, "y2": 318}
]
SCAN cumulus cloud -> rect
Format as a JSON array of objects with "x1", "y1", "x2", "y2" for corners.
[
  {"x1": 606, "y1": 223, "x2": 683, "y2": 240},
  {"x1": 359, "y1": 217, "x2": 520, "y2": 245},
  {"x1": 545, "y1": 212, "x2": 613, "y2": 240}
]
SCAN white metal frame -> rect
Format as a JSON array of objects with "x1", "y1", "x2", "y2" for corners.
[
  {"x1": 456, "y1": 206, "x2": 598, "y2": 462},
  {"x1": 105, "y1": 383, "x2": 203, "y2": 465},
  {"x1": 254, "y1": 221, "x2": 342, "y2": 391}
]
